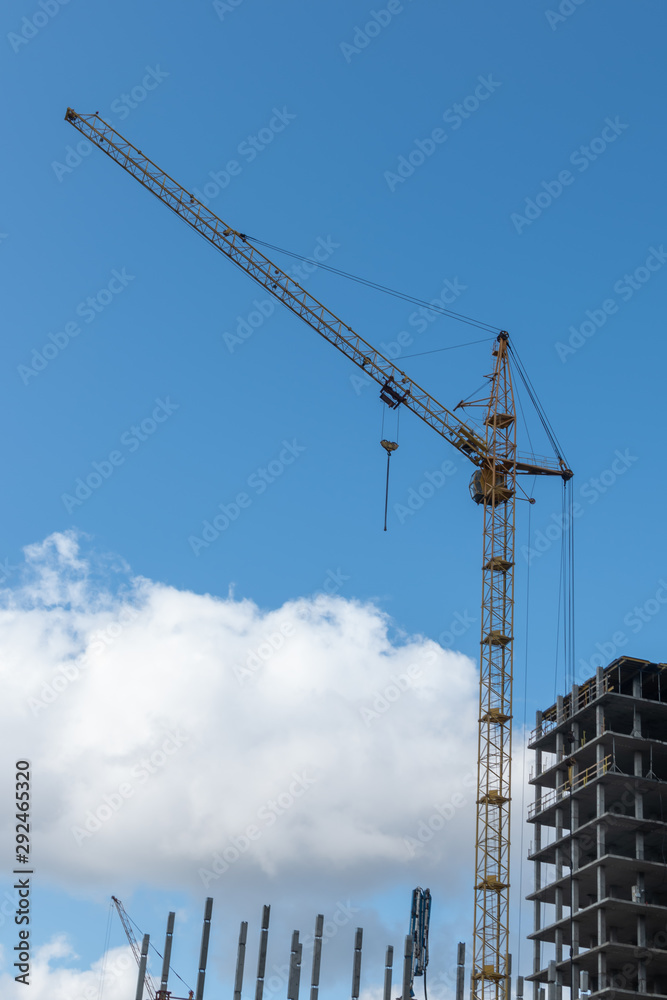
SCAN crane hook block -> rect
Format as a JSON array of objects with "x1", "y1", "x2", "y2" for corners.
[{"x1": 381, "y1": 440, "x2": 399, "y2": 454}]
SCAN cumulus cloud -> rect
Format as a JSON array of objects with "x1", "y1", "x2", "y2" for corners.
[
  {"x1": 0, "y1": 938, "x2": 135, "y2": 1000},
  {"x1": 2, "y1": 531, "x2": 479, "y2": 900},
  {"x1": 0, "y1": 532, "x2": 489, "y2": 997}
]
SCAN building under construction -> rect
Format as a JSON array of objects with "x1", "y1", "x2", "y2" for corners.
[{"x1": 527, "y1": 657, "x2": 667, "y2": 1000}]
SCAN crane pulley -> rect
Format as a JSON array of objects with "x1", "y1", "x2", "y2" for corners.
[{"x1": 65, "y1": 108, "x2": 572, "y2": 1000}]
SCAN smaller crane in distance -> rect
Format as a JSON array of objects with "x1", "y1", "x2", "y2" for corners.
[{"x1": 111, "y1": 895, "x2": 158, "y2": 999}]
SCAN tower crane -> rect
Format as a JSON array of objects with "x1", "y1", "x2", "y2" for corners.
[
  {"x1": 111, "y1": 895, "x2": 158, "y2": 1000},
  {"x1": 64, "y1": 108, "x2": 572, "y2": 1000}
]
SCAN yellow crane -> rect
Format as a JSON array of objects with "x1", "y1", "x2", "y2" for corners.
[{"x1": 64, "y1": 108, "x2": 572, "y2": 1000}]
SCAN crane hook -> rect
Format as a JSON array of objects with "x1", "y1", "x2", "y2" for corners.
[{"x1": 381, "y1": 440, "x2": 399, "y2": 531}]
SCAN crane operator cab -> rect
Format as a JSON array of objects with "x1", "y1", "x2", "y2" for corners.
[{"x1": 469, "y1": 467, "x2": 513, "y2": 506}]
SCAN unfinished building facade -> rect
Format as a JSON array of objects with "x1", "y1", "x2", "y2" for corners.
[{"x1": 527, "y1": 657, "x2": 667, "y2": 1000}]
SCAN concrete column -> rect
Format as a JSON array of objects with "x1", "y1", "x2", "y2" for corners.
[
  {"x1": 632, "y1": 705, "x2": 642, "y2": 737},
  {"x1": 596, "y1": 665, "x2": 605, "y2": 699},
  {"x1": 635, "y1": 830, "x2": 644, "y2": 861},
  {"x1": 596, "y1": 785, "x2": 606, "y2": 859},
  {"x1": 533, "y1": 766, "x2": 543, "y2": 999},
  {"x1": 597, "y1": 866, "x2": 606, "y2": 915},
  {"x1": 597, "y1": 950, "x2": 606, "y2": 993},
  {"x1": 637, "y1": 910, "x2": 647, "y2": 991},
  {"x1": 596, "y1": 865, "x2": 607, "y2": 991},
  {"x1": 595, "y1": 705, "x2": 604, "y2": 741}
]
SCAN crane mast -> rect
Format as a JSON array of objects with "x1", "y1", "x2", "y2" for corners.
[{"x1": 66, "y1": 109, "x2": 571, "y2": 1000}]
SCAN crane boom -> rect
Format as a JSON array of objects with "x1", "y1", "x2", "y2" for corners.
[
  {"x1": 63, "y1": 109, "x2": 565, "y2": 481},
  {"x1": 111, "y1": 895, "x2": 157, "y2": 1000},
  {"x1": 66, "y1": 109, "x2": 572, "y2": 1000}
]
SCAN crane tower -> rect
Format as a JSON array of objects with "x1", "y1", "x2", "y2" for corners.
[{"x1": 64, "y1": 108, "x2": 572, "y2": 1000}]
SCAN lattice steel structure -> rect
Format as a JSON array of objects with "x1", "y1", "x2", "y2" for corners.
[
  {"x1": 63, "y1": 108, "x2": 572, "y2": 1000},
  {"x1": 470, "y1": 341, "x2": 517, "y2": 1000}
]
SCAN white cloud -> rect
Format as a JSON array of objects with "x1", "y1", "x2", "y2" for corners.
[
  {"x1": 0, "y1": 938, "x2": 136, "y2": 1000},
  {"x1": 0, "y1": 531, "x2": 487, "y2": 998},
  {"x1": 1, "y1": 531, "x2": 479, "y2": 900}
]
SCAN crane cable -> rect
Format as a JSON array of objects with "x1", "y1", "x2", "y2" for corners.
[
  {"x1": 244, "y1": 235, "x2": 501, "y2": 334},
  {"x1": 516, "y1": 492, "x2": 534, "y2": 987},
  {"x1": 97, "y1": 900, "x2": 114, "y2": 1000},
  {"x1": 124, "y1": 908, "x2": 194, "y2": 996},
  {"x1": 507, "y1": 343, "x2": 567, "y2": 466}
]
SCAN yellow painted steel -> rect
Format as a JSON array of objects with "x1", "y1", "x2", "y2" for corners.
[{"x1": 64, "y1": 109, "x2": 571, "y2": 1000}]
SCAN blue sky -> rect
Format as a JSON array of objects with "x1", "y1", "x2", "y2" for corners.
[{"x1": 1, "y1": 1, "x2": 666, "y2": 998}]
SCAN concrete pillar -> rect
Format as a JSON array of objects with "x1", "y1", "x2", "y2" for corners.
[
  {"x1": 595, "y1": 705, "x2": 604, "y2": 741},
  {"x1": 635, "y1": 829, "x2": 645, "y2": 861},
  {"x1": 596, "y1": 665, "x2": 605, "y2": 699}
]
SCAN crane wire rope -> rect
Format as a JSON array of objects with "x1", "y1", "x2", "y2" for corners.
[
  {"x1": 244, "y1": 235, "x2": 501, "y2": 334},
  {"x1": 516, "y1": 492, "x2": 534, "y2": 986},
  {"x1": 97, "y1": 900, "x2": 114, "y2": 1000},
  {"x1": 401, "y1": 337, "x2": 495, "y2": 360},
  {"x1": 507, "y1": 344, "x2": 567, "y2": 466},
  {"x1": 124, "y1": 909, "x2": 194, "y2": 996}
]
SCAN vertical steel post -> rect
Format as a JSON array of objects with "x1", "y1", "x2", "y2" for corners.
[
  {"x1": 310, "y1": 915, "x2": 324, "y2": 1000},
  {"x1": 136, "y1": 934, "x2": 150, "y2": 1000},
  {"x1": 195, "y1": 897, "x2": 213, "y2": 1000},
  {"x1": 160, "y1": 912, "x2": 175, "y2": 994},
  {"x1": 255, "y1": 905, "x2": 271, "y2": 1000},
  {"x1": 401, "y1": 935, "x2": 413, "y2": 1000},
  {"x1": 234, "y1": 921, "x2": 248, "y2": 1000},
  {"x1": 287, "y1": 931, "x2": 302, "y2": 1000},
  {"x1": 456, "y1": 943, "x2": 466, "y2": 1000},
  {"x1": 383, "y1": 946, "x2": 394, "y2": 1000},
  {"x1": 351, "y1": 928, "x2": 363, "y2": 1000}
]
